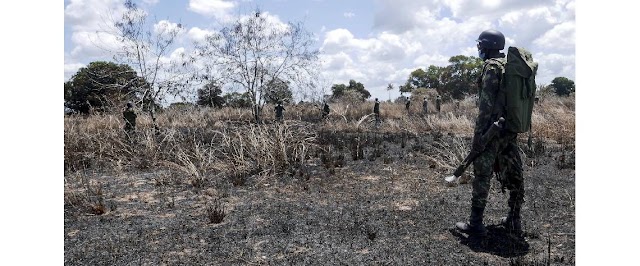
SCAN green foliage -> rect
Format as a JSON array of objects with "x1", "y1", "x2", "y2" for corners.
[
  {"x1": 196, "y1": 82, "x2": 225, "y2": 108},
  {"x1": 551, "y1": 77, "x2": 575, "y2": 96},
  {"x1": 331, "y1": 79, "x2": 370, "y2": 101},
  {"x1": 402, "y1": 57, "x2": 481, "y2": 100},
  {"x1": 223, "y1": 92, "x2": 252, "y2": 108},
  {"x1": 64, "y1": 61, "x2": 147, "y2": 114},
  {"x1": 439, "y1": 55, "x2": 484, "y2": 100},
  {"x1": 402, "y1": 65, "x2": 445, "y2": 94},
  {"x1": 263, "y1": 78, "x2": 293, "y2": 104}
]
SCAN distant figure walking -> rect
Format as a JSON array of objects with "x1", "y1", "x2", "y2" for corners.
[
  {"x1": 123, "y1": 102, "x2": 137, "y2": 139},
  {"x1": 322, "y1": 101, "x2": 330, "y2": 119},
  {"x1": 373, "y1": 98, "x2": 381, "y2": 126},
  {"x1": 422, "y1": 97, "x2": 428, "y2": 114},
  {"x1": 436, "y1": 95, "x2": 442, "y2": 113},
  {"x1": 405, "y1": 98, "x2": 411, "y2": 114},
  {"x1": 275, "y1": 101, "x2": 285, "y2": 122}
]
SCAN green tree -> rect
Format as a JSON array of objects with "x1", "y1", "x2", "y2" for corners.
[
  {"x1": 551, "y1": 77, "x2": 575, "y2": 96},
  {"x1": 401, "y1": 65, "x2": 444, "y2": 94},
  {"x1": 196, "y1": 82, "x2": 225, "y2": 108},
  {"x1": 223, "y1": 92, "x2": 253, "y2": 108},
  {"x1": 424, "y1": 65, "x2": 444, "y2": 90},
  {"x1": 402, "y1": 68, "x2": 427, "y2": 93},
  {"x1": 439, "y1": 55, "x2": 483, "y2": 99},
  {"x1": 331, "y1": 84, "x2": 347, "y2": 99},
  {"x1": 330, "y1": 80, "x2": 370, "y2": 101},
  {"x1": 263, "y1": 78, "x2": 293, "y2": 104},
  {"x1": 64, "y1": 61, "x2": 146, "y2": 114}
]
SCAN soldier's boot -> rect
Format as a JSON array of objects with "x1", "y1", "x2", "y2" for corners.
[
  {"x1": 455, "y1": 206, "x2": 487, "y2": 237},
  {"x1": 501, "y1": 197, "x2": 523, "y2": 235}
]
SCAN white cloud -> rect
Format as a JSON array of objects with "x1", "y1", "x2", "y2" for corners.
[
  {"x1": 154, "y1": 20, "x2": 186, "y2": 37},
  {"x1": 321, "y1": 0, "x2": 575, "y2": 99},
  {"x1": 413, "y1": 53, "x2": 450, "y2": 67},
  {"x1": 187, "y1": 27, "x2": 214, "y2": 43},
  {"x1": 321, "y1": 52, "x2": 354, "y2": 71},
  {"x1": 533, "y1": 21, "x2": 575, "y2": 51},
  {"x1": 64, "y1": 0, "x2": 127, "y2": 32},
  {"x1": 143, "y1": 0, "x2": 159, "y2": 5},
  {"x1": 533, "y1": 52, "x2": 575, "y2": 85},
  {"x1": 69, "y1": 31, "x2": 122, "y2": 59},
  {"x1": 188, "y1": 0, "x2": 235, "y2": 21},
  {"x1": 343, "y1": 12, "x2": 355, "y2": 18}
]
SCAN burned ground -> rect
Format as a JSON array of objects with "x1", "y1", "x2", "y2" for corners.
[{"x1": 64, "y1": 127, "x2": 575, "y2": 265}]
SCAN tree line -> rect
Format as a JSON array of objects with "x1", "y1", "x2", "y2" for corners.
[{"x1": 65, "y1": 0, "x2": 575, "y2": 121}]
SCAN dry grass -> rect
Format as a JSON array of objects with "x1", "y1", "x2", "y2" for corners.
[{"x1": 64, "y1": 94, "x2": 574, "y2": 177}]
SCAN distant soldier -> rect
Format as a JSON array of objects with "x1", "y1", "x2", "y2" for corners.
[
  {"x1": 422, "y1": 97, "x2": 428, "y2": 114},
  {"x1": 322, "y1": 101, "x2": 330, "y2": 119},
  {"x1": 436, "y1": 95, "x2": 442, "y2": 113},
  {"x1": 123, "y1": 102, "x2": 137, "y2": 137},
  {"x1": 405, "y1": 98, "x2": 411, "y2": 114},
  {"x1": 373, "y1": 98, "x2": 381, "y2": 125},
  {"x1": 535, "y1": 95, "x2": 540, "y2": 104},
  {"x1": 274, "y1": 101, "x2": 285, "y2": 122}
]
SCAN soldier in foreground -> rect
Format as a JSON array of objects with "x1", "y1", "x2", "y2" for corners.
[{"x1": 455, "y1": 29, "x2": 527, "y2": 237}]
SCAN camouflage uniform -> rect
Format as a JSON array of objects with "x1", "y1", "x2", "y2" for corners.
[
  {"x1": 422, "y1": 97, "x2": 428, "y2": 114},
  {"x1": 373, "y1": 99, "x2": 380, "y2": 124},
  {"x1": 405, "y1": 99, "x2": 411, "y2": 113},
  {"x1": 275, "y1": 103, "x2": 285, "y2": 121},
  {"x1": 435, "y1": 95, "x2": 441, "y2": 112},
  {"x1": 123, "y1": 104, "x2": 137, "y2": 134},
  {"x1": 322, "y1": 102, "x2": 330, "y2": 119},
  {"x1": 470, "y1": 55, "x2": 524, "y2": 228}
]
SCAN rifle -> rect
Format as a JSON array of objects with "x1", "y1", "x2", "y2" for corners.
[{"x1": 445, "y1": 117, "x2": 505, "y2": 184}]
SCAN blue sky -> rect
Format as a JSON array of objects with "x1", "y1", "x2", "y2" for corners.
[{"x1": 64, "y1": 0, "x2": 575, "y2": 102}]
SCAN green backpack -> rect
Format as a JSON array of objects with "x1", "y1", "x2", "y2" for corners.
[{"x1": 498, "y1": 47, "x2": 538, "y2": 133}]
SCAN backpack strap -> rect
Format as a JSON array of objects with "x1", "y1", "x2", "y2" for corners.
[{"x1": 484, "y1": 58, "x2": 507, "y2": 121}]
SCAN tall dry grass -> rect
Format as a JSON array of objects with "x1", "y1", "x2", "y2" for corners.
[{"x1": 64, "y1": 94, "x2": 574, "y2": 176}]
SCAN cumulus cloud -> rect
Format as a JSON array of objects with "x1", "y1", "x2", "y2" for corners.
[
  {"x1": 533, "y1": 52, "x2": 575, "y2": 86},
  {"x1": 318, "y1": 0, "x2": 575, "y2": 97},
  {"x1": 69, "y1": 31, "x2": 122, "y2": 59},
  {"x1": 187, "y1": 27, "x2": 214, "y2": 43},
  {"x1": 344, "y1": 12, "x2": 355, "y2": 18},
  {"x1": 533, "y1": 21, "x2": 575, "y2": 51},
  {"x1": 64, "y1": 0, "x2": 127, "y2": 32},
  {"x1": 188, "y1": 0, "x2": 235, "y2": 21}
]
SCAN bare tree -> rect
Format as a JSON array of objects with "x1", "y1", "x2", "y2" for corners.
[
  {"x1": 194, "y1": 9, "x2": 319, "y2": 123},
  {"x1": 109, "y1": 0, "x2": 191, "y2": 132}
]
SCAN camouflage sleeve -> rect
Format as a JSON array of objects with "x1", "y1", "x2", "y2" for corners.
[{"x1": 474, "y1": 62, "x2": 503, "y2": 137}]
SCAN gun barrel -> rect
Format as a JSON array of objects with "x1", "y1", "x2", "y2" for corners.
[{"x1": 450, "y1": 117, "x2": 504, "y2": 177}]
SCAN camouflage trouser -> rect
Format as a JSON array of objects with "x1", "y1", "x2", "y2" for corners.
[{"x1": 472, "y1": 132, "x2": 524, "y2": 209}]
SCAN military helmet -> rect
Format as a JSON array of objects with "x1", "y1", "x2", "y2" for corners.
[
  {"x1": 476, "y1": 29, "x2": 505, "y2": 50},
  {"x1": 126, "y1": 102, "x2": 133, "y2": 108}
]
